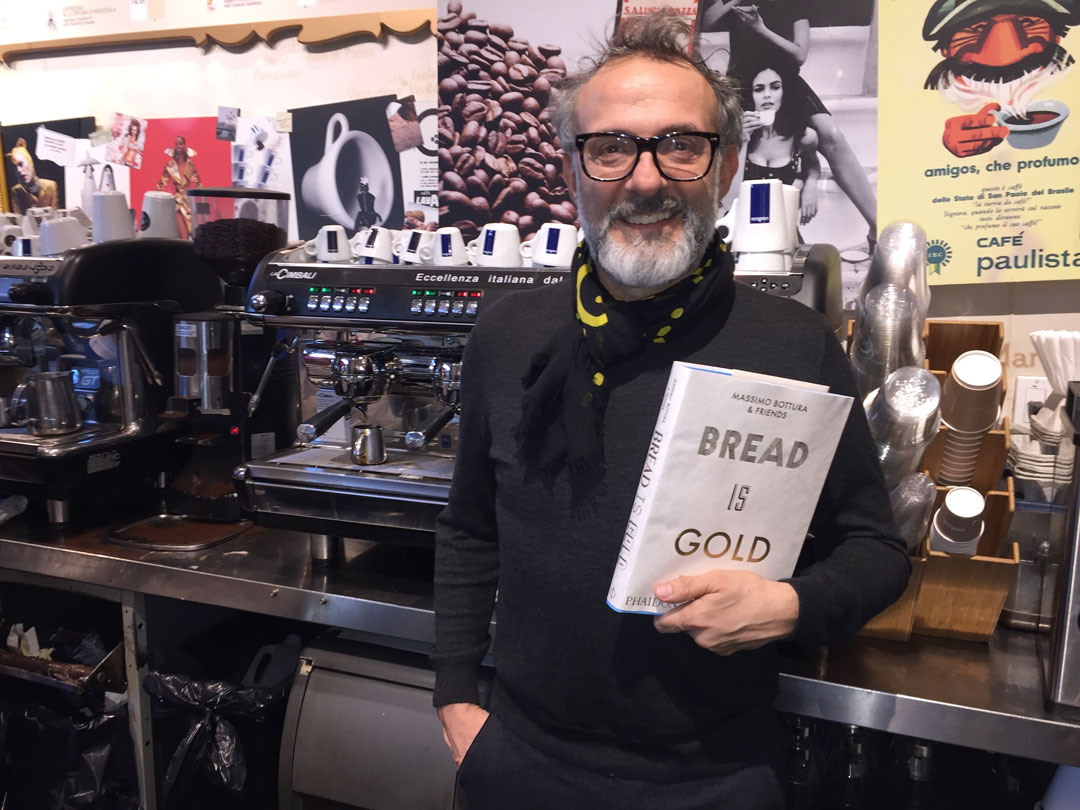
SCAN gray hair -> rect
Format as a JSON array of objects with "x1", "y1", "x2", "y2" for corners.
[{"x1": 549, "y1": 11, "x2": 742, "y2": 156}]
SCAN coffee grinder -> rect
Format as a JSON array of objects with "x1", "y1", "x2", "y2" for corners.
[{"x1": 111, "y1": 189, "x2": 297, "y2": 546}]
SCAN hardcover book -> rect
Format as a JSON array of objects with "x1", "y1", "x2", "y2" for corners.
[{"x1": 607, "y1": 361, "x2": 854, "y2": 615}]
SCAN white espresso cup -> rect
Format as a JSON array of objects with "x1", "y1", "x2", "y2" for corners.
[
  {"x1": 232, "y1": 161, "x2": 250, "y2": 186},
  {"x1": 467, "y1": 222, "x2": 522, "y2": 267},
  {"x1": 433, "y1": 226, "x2": 468, "y2": 266},
  {"x1": 38, "y1": 216, "x2": 86, "y2": 256},
  {"x1": 395, "y1": 229, "x2": 435, "y2": 264},
  {"x1": 304, "y1": 224, "x2": 351, "y2": 262},
  {"x1": 92, "y1": 191, "x2": 133, "y2": 243},
  {"x1": 14, "y1": 235, "x2": 41, "y2": 257},
  {"x1": 520, "y1": 222, "x2": 579, "y2": 268},
  {"x1": 0, "y1": 224, "x2": 22, "y2": 254},
  {"x1": 351, "y1": 226, "x2": 396, "y2": 265},
  {"x1": 139, "y1": 191, "x2": 181, "y2": 239}
]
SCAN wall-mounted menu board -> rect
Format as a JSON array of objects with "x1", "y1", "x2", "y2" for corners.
[{"x1": 0, "y1": 0, "x2": 434, "y2": 62}]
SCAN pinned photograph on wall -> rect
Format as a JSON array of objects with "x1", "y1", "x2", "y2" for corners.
[
  {"x1": 129, "y1": 117, "x2": 230, "y2": 239},
  {"x1": 696, "y1": 0, "x2": 880, "y2": 306},
  {"x1": 389, "y1": 97, "x2": 439, "y2": 233},
  {"x1": 217, "y1": 106, "x2": 239, "y2": 141},
  {"x1": 289, "y1": 95, "x2": 404, "y2": 240},
  {"x1": 234, "y1": 115, "x2": 299, "y2": 240},
  {"x1": 104, "y1": 112, "x2": 148, "y2": 170},
  {"x1": 1, "y1": 116, "x2": 94, "y2": 215}
]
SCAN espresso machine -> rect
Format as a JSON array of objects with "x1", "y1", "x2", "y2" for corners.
[
  {"x1": 232, "y1": 245, "x2": 569, "y2": 562},
  {"x1": 0, "y1": 239, "x2": 221, "y2": 523}
]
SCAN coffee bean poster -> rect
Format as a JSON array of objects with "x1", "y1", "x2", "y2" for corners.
[
  {"x1": 289, "y1": 96, "x2": 405, "y2": 241},
  {"x1": 1, "y1": 116, "x2": 94, "y2": 215},
  {"x1": 437, "y1": 0, "x2": 617, "y2": 244},
  {"x1": 878, "y1": 0, "x2": 1080, "y2": 285}
]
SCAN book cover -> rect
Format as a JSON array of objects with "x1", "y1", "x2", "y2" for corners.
[{"x1": 607, "y1": 361, "x2": 854, "y2": 615}]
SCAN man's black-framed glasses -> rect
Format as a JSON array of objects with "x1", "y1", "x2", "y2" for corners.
[{"x1": 574, "y1": 131, "x2": 722, "y2": 182}]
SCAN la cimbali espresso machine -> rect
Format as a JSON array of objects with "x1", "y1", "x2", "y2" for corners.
[
  {"x1": 0, "y1": 239, "x2": 220, "y2": 523},
  {"x1": 233, "y1": 245, "x2": 568, "y2": 562}
]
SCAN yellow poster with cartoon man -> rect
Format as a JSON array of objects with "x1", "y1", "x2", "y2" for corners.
[{"x1": 879, "y1": 0, "x2": 1080, "y2": 283}]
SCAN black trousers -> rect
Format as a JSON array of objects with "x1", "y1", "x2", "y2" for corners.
[{"x1": 456, "y1": 713, "x2": 786, "y2": 810}]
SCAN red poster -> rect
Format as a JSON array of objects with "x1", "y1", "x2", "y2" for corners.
[{"x1": 129, "y1": 117, "x2": 230, "y2": 239}]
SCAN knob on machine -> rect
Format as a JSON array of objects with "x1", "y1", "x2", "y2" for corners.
[{"x1": 249, "y1": 290, "x2": 290, "y2": 315}]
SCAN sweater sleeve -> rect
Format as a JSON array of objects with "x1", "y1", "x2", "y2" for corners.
[
  {"x1": 430, "y1": 319, "x2": 501, "y2": 707},
  {"x1": 784, "y1": 331, "x2": 911, "y2": 648}
]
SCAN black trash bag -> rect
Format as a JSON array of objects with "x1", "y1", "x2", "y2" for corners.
[
  {"x1": 142, "y1": 671, "x2": 282, "y2": 803},
  {"x1": 0, "y1": 700, "x2": 131, "y2": 810}
]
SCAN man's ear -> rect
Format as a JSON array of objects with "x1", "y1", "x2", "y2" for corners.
[{"x1": 562, "y1": 151, "x2": 578, "y2": 204}]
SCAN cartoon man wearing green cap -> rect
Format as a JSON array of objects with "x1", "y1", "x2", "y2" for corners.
[{"x1": 923, "y1": 0, "x2": 1078, "y2": 156}]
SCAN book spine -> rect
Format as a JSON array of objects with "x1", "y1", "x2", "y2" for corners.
[{"x1": 607, "y1": 363, "x2": 692, "y2": 611}]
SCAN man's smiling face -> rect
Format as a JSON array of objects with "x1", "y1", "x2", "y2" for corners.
[{"x1": 564, "y1": 56, "x2": 737, "y2": 295}]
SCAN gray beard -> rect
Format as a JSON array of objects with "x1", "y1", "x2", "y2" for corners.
[{"x1": 582, "y1": 194, "x2": 719, "y2": 290}]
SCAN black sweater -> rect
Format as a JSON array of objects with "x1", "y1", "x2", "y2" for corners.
[{"x1": 432, "y1": 265, "x2": 910, "y2": 781}]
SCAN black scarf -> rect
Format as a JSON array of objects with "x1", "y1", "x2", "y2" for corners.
[{"x1": 514, "y1": 235, "x2": 735, "y2": 504}]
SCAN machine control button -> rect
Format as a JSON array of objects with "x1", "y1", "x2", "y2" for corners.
[
  {"x1": 332, "y1": 295, "x2": 345, "y2": 312},
  {"x1": 344, "y1": 296, "x2": 357, "y2": 312},
  {"x1": 306, "y1": 295, "x2": 320, "y2": 311},
  {"x1": 357, "y1": 297, "x2": 371, "y2": 313},
  {"x1": 451, "y1": 300, "x2": 465, "y2": 315},
  {"x1": 465, "y1": 301, "x2": 479, "y2": 316},
  {"x1": 437, "y1": 300, "x2": 451, "y2": 315},
  {"x1": 410, "y1": 298, "x2": 423, "y2": 314},
  {"x1": 423, "y1": 299, "x2": 437, "y2": 315},
  {"x1": 319, "y1": 295, "x2": 332, "y2": 311}
]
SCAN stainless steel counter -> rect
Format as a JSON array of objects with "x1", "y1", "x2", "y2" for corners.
[{"x1": 2, "y1": 521, "x2": 1079, "y2": 769}]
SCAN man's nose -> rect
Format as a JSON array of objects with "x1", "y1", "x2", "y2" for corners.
[
  {"x1": 976, "y1": 18, "x2": 1025, "y2": 65},
  {"x1": 624, "y1": 149, "x2": 666, "y2": 196}
]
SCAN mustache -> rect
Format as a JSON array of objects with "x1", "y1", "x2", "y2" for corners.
[
  {"x1": 605, "y1": 195, "x2": 686, "y2": 223},
  {"x1": 926, "y1": 46, "x2": 1073, "y2": 88}
]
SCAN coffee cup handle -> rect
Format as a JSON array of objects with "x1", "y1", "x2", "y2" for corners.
[
  {"x1": 304, "y1": 240, "x2": 318, "y2": 257},
  {"x1": 326, "y1": 113, "x2": 349, "y2": 153},
  {"x1": 520, "y1": 240, "x2": 534, "y2": 259},
  {"x1": 419, "y1": 243, "x2": 434, "y2": 263}
]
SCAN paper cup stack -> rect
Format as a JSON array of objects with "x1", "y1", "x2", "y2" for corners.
[
  {"x1": 929, "y1": 486, "x2": 985, "y2": 556},
  {"x1": 938, "y1": 350, "x2": 1003, "y2": 486}
]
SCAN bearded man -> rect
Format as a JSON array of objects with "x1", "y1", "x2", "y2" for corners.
[
  {"x1": 431, "y1": 12, "x2": 910, "y2": 809},
  {"x1": 924, "y1": 0, "x2": 1079, "y2": 156}
]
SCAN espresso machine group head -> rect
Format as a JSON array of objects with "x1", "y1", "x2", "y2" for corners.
[{"x1": 233, "y1": 245, "x2": 568, "y2": 562}]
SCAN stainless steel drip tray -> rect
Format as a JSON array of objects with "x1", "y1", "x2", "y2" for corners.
[
  {"x1": 242, "y1": 443, "x2": 455, "y2": 504},
  {"x1": 0, "y1": 423, "x2": 127, "y2": 457}
]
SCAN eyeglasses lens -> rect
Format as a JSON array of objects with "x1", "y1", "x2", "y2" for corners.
[{"x1": 582, "y1": 134, "x2": 713, "y2": 180}]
